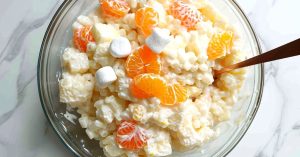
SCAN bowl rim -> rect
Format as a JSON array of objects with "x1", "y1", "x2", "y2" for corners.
[
  {"x1": 37, "y1": 0, "x2": 80, "y2": 156},
  {"x1": 37, "y1": 0, "x2": 264, "y2": 156}
]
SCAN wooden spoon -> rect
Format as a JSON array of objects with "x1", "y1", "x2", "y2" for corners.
[{"x1": 214, "y1": 38, "x2": 300, "y2": 75}]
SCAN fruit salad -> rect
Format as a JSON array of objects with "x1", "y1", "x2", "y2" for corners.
[{"x1": 59, "y1": 0, "x2": 247, "y2": 156}]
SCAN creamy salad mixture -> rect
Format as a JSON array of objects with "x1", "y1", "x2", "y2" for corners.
[{"x1": 59, "y1": 0, "x2": 246, "y2": 156}]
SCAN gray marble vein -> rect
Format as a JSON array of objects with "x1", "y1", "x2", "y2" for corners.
[
  {"x1": 0, "y1": 0, "x2": 63, "y2": 77},
  {"x1": 1, "y1": 0, "x2": 62, "y2": 104},
  {"x1": 292, "y1": 122, "x2": 300, "y2": 130}
]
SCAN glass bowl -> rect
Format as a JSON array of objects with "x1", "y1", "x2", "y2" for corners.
[{"x1": 37, "y1": 0, "x2": 264, "y2": 157}]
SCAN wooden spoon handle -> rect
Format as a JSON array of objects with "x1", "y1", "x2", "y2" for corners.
[{"x1": 217, "y1": 38, "x2": 300, "y2": 74}]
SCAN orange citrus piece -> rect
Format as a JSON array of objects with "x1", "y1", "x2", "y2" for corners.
[
  {"x1": 125, "y1": 46, "x2": 161, "y2": 78},
  {"x1": 73, "y1": 25, "x2": 95, "y2": 52},
  {"x1": 130, "y1": 82, "x2": 152, "y2": 99},
  {"x1": 133, "y1": 74, "x2": 168, "y2": 98},
  {"x1": 207, "y1": 31, "x2": 234, "y2": 60},
  {"x1": 99, "y1": 0, "x2": 130, "y2": 18},
  {"x1": 169, "y1": 0, "x2": 202, "y2": 30},
  {"x1": 159, "y1": 84, "x2": 187, "y2": 105},
  {"x1": 159, "y1": 86, "x2": 176, "y2": 105},
  {"x1": 173, "y1": 83, "x2": 188, "y2": 103},
  {"x1": 125, "y1": 50, "x2": 144, "y2": 78},
  {"x1": 133, "y1": 74, "x2": 188, "y2": 105},
  {"x1": 116, "y1": 120, "x2": 148, "y2": 150},
  {"x1": 135, "y1": 7, "x2": 159, "y2": 36}
]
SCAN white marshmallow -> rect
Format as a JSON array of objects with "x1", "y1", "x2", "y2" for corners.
[
  {"x1": 109, "y1": 37, "x2": 132, "y2": 58},
  {"x1": 145, "y1": 28, "x2": 171, "y2": 54},
  {"x1": 95, "y1": 66, "x2": 117, "y2": 89}
]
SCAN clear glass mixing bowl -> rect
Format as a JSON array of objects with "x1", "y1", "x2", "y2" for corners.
[{"x1": 37, "y1": 0, "x2": 264, "y2": 156}]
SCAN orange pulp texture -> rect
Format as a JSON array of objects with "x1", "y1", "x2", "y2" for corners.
[
  {"x1": 135, "y1": 7, "x2": 159, "y2": 36},
  {"x1": 73, "y1": 25, "x2": 95, "y2": 52},
  {"x1": 132, "y1": 74, "x2": 187, "y2": 105},
  {"x1": 100, "y1": 0, "x2": 130, "y2": 18},
  {"x1": 207, "y1": 31, "x2": 234, "y2": 60},
  {"x1": 130, "y1": 82, "x2": 152, "y2": 99},
  {"x1": 169, "y1": 0, "x2": 202, "y2": 30},
  {"x1": 125, "y1": 46, "x2": 161, "y2": 78},
  {"x1": 116, "y1": 120, "x2": 148, "y2": 151}
]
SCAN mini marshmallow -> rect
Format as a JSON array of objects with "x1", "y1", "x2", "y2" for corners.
[
  {"x1": 95, "y1": 66, "x2": 117, "y2": 89},
  {"x1": 145, "y1": 28, "x2": 172, "y2": 54},
  {"x1": 109, "y1": 37, "x2": 132, "y2": 58}
]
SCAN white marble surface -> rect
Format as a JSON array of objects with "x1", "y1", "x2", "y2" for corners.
[{"x1": 0, "y1": 0, "x2": 300, "y2": 157}]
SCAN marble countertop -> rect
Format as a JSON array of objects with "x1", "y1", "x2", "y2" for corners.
[{"x1": 1, "y1": 0, "x2": 300, "y2": 156}]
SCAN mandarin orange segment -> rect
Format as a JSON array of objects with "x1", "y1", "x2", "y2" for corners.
[
  {"x1": 100, "y1": 0, "x2": 130, "y2": 18},
  {"x1": 135, "y1": 7, "x2": 159, "y2": 36},
  {"x1": 140, "y1": 46, "x2": 161, "y2": 75},
  {"x1": 139, "y1": 46, "x2": 158, "y2": 63},
  {"x1": 125, "y1": 46, "x2": 161, "y2": 78},
  {"x1": 159, "y1": 83, "x2": 187, "y2": 105},
  {"x1": 130, "y1": 82, "x2": 152, "y2": 99},
  {"x1": 158, "y1": 86, "x2": 176, "y2": 105},
  {"x1": 169, "y1": 0, "x2": 202, "y2": 30},
  {"x1": 133, "y1": 74, "x2": 168, "y2": 97},
  {"x1": 207, "y1": 31, "x2": 234, "y2": 60},
  {"x1": 125, "y1": 50, "x2": 145, "y2": 78},
  {"x1": 116, "y1": 120, "x2": 148, "y2": 150},
  {"x1": 132, "y1": 74, "x2": 188, "y2": 105},
  {"x1": 144, "y1": 59, "x2": 161, "y2": 75},
  {"x1": 73, "y1": 25, "x2": 95, "y2": 52},
  {"x1": 173, "y1": 83, "x2": 188, "y2": 103}
]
